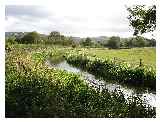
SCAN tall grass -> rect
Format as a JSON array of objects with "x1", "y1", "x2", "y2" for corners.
[
  {"x1": 73, "y1": 47, "x2": 156, "y2": 69},
  {"x1": 5, "y1": 45, "x2": 156, "y2": 118},
  {"x1": 65, "y1": 52, "x2": 156, "y2": 90}
]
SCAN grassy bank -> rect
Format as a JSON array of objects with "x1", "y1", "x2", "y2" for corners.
[
  {"x1": 5, "y1": 45, "x2": 156, "y2": 117},
  {"x1": 65, "y1": 51, "x2": 155, "y2": 90},
  {"x1": 72, "y1": 47, "x2": 156, "y2": 69}
]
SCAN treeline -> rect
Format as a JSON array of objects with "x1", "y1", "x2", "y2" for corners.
[
  {"x1": 6, "y1": 31, "x2": 156, "y2": 49},
  {"x1": 6, "y1": 31, "x2": 77, "y2": 47},
  {"x1": 99, "y1": 36, "x2": 156, "y2": 49}
]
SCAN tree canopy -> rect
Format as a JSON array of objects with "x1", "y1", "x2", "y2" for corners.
[
  {"x1": 21, "y1": 31, "x2": 40, "y2": 44},
  {"x1": 127, "y1": 5, "x2": 156, "y2": 35},
  {"x1": 106, "y1": 36, "x2": 120, "y2": 49},
  {"x1": 81, "y1": 37, "x2": 93, "y2": 47}
]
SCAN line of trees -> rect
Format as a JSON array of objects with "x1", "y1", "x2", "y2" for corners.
[
  {"x1": 78, "y1": 36, "x2": 155, "y2": 49},
  {"x1": 93, "y1": 36, "x2": 155, "y2": 49},
  {"x1": 6, "y1": 31, "x2": 156, "y2": 49},
  {"x1": 6, "y1": 31, "x2": 78, "y2": 47}
]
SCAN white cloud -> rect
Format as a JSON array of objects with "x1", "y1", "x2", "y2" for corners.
[{"x1": 5, "y1": 0, "x2": 156, "y2": 38}]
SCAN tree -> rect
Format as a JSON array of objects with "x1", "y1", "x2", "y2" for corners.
[
  {"x1": 48, "y1": 31, "x2": 61, "y2": 44},
  {"x1": 106, "y1": 36, "x2": 120, "y2": 49},
  {"x1": 127, "y1": 5, "x2": 156, "y2": 35},
  {"x1": 122, "y1": 38, "x2": 130, "y2": 48},
  {"x1": 6, "y1": 36, "x2": 17, "y2": 44},
  {"x1": 21, "y1": 31, "x2": 40, "y2": 44},
  {"x1": 146, "y1": 38, "x2": 156, "y2": 47},
  {"x1": 47, "y1": 32, "x2": 77, "y2": 46},
  {"x1": 128, "y1": 38, "x2": 134, "y2": 48},
  {"x1": 61, "y1": 36, "x2": 75, "y2": 46},
  {"x1": 81, "y1": 37, "x2": 92, "y2": 47},
  {"x1": 132, "y1": 36, "x2": 146, "y2": 47}
]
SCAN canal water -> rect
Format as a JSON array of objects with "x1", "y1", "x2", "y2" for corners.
[{"x1": 46, "y1": 60, "x2": 156, "y2": 107}]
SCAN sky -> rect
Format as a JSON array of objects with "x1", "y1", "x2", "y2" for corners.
[{"x1": 5, "y1": 0, "x2": 156, "y2": 38}]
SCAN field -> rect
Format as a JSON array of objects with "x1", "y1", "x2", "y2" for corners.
[{"x1": 5, "y1": 44, "x2": 156, "y2": 118}]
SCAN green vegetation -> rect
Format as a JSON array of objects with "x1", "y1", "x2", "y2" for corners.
[
  {"x1": 102, "y1": 36, "x2": 156, "y2": 49},
  {"x1": 105, "y1": 36, "x2": 120, "y2": 49},
  {"x1": 21, "y1": 31, "x2": 40, "y2": 44},
  {"x1": 74, "y1": 48, "x2": 156, "y2": 68},
  {"x1": 127, "y1": 5, "x2": 156, "y2": 35},
  {"x1": 65, "y1": 51, "x2": 155, "y2": 90},
  {"x1": 80, "y1": 37, "x2": 93, "y2": 47},
  {"x1": 5, "y1": 44, "x2": 156, "y2": 118},
  {"x1": 6, "y1": 31, "x2": 156, "y2": 49},
  {"x1": 6, "y1": 31, "x2": 77, "y2": 47},
  {"x1": 5, "y1": 4, "x2": 156, "y2": 118}
]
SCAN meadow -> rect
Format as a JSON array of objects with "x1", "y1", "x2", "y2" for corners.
[
  {"x1": 5, "y1": 44, "x2": 156, "y2": 118},
  {"x1": 70, "y1": 47, "x2": 156, "y2": 68}
]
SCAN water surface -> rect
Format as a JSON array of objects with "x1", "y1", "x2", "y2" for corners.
[{"x1": 46, "y1": 60, "x2": 156, "y2": 107}]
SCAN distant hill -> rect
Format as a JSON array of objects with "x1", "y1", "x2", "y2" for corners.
[
  {"x1": 5, "y1": 32, "x2": 47, "y2": 38},
  {"x1": 90, "y1": 36, "x2": 109, "y2": 42},
  {"x1": 71, "y1": 36, "x2": 110, "y2": 43},
  {"x1": 5, "y1": 32, "x2": 26, "y2": 39},
  {"x1": 70, "y1": 37, "x2": 82, "y2": 42},
  {"x1": 6, "y1": 32, "x2": 153, "y2": 44},
  {"x1": 5, "y1": 32, "x2": 110, "y2": 42}
]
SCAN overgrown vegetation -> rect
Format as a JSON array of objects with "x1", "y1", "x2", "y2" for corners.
[
  {"x1": 74, "y1": 48, "x2": 156, "y2": 68},
  {"x1": 5, "y1": 45, "x2": 156, "y2": 118},
  {"x1": 127, "y1": 5, "x2": 156, "y2": 35},
  {"x1": 5, "y1": 4, "x2": 156, "y2": 118},
  {"x1": 65, "y1": 51, "x2": 156, "y2": 90},
  {"x1": 6, "y1": 31, "x2": 156, "y2": 49}
]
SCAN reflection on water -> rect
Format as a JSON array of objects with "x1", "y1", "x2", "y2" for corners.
[{"x1": 46, "y1": 60, "x2": 156, "y2": 107}]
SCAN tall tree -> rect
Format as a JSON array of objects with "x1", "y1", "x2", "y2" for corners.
[
  {"x1": 48, "y1": 31, "x2": 61, "y2": 43},
  {"x1": 132, "y1": 36, "x2": 146, "y2": 47},
  {"x1": 106, "y1": 36, "x2": 120, "y2": 49},
  {"x1": 127, "y1": 5, "x2": 156, "y2": 35},
  {"x1": 21, "y1": 31, "x2": 40, "y2": 44},
  {"x1": 81, "y1": 37, "x2": 92, "y2": 47}
]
